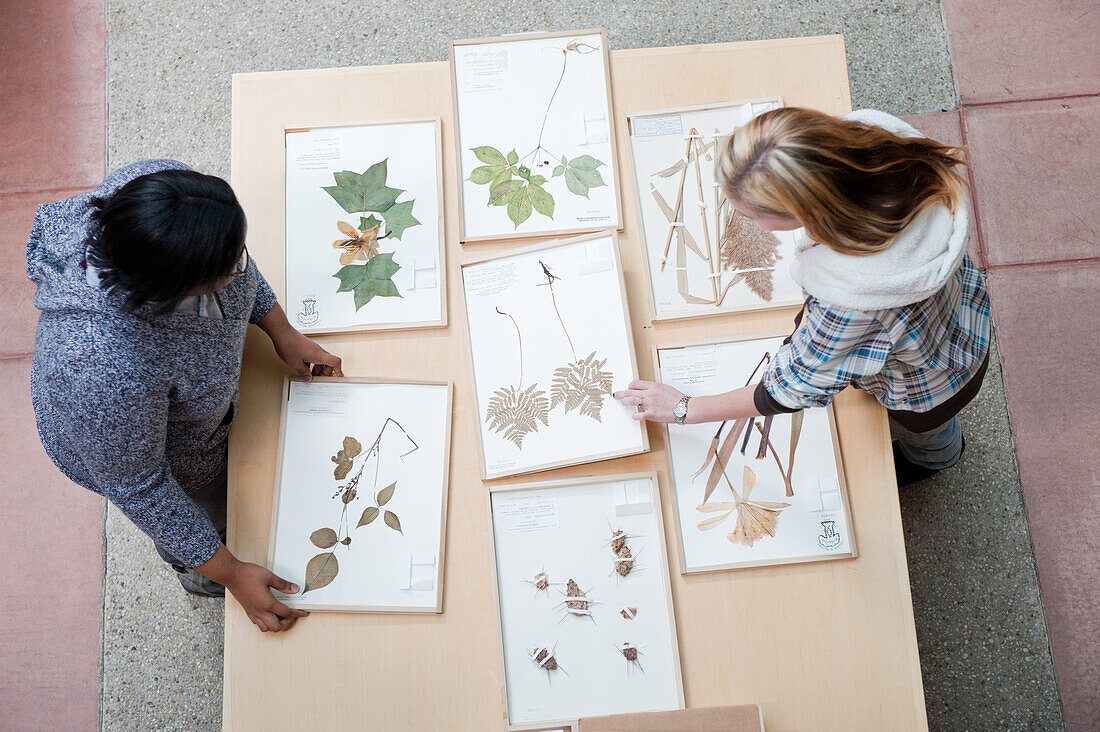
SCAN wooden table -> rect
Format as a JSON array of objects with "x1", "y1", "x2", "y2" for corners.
[{"x1": 225, "y1": 35, "x2": 928, "y2": 731}]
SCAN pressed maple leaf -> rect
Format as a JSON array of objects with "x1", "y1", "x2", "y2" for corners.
[
  {"x1": 332, "y1": 220, "x2": 380, "y2": 265},
  {"x1": 719, "y1": 209, "x2": 782, "y2": 300},
  {"x1": 485, "y1": 383, "x2": 550, "y2": 449},
  {"x1": 550, "y1": 352, "x2": 613, "y2": 422}
]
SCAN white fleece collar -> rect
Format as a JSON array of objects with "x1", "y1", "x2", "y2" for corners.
[{"x1": 787, "y1": 109, "x2": 971, "y2": 311}]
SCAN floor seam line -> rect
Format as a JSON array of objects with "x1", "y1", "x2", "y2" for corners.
[
  {"x1": 987, "y1": 256, "x2": 1100, "y2": 271},
  {"x1": 961, "y1": 92, "x2": 1100, "y2": 109}
]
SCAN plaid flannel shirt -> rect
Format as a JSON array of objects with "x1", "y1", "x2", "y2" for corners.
[{"x1": 758, "y1": 254, "x2": 991, "y2": 414}]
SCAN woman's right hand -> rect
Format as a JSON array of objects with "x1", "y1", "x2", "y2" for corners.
[
  {"x1": 197, "y1": 545, "x2": 309, "y2": 632},
  {"x1": 224, "y1": 561, "x2": 310, "y2": 632}
]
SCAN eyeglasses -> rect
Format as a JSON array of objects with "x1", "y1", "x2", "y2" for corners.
[{"x1": 211, "y1": 247, "x2": 249, "y2": 291}]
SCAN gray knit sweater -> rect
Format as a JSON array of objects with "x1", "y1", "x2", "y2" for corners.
[{"x1": 28, "y1": 160, "x2": 277, "y2": 566}]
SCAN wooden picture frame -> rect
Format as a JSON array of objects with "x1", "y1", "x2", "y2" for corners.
[
  {"x1": 653, "y1": 332, "x2": 858, "y2": 574},
  {"x1": 624, "y1": 99, "x2": 806, "y2": 323},
  {"x1": 460, "y1": 231, "x2": 649, "y2": 480},
  {"x1": 449, "y1": 29, "x2": 625, "y2": 244},
  {"x1": 282, "y1": 116, "x2": 448, "y2": 335},
  {"x1": 486, "y1": 472, "x2": 685, "y2": 730},
  {"x1": 267, "y1": 375, "x2": 454, "y2": 613}
]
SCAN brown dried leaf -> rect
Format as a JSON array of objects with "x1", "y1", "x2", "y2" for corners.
[
  {"x1": 377, "y1": 481, "x2": 396, "y2": 507},
  {"x1": 703, "y1": 417, "x2": 749, "y2": 503},
  {"x1": 332, "y1": 454, "x2": 353, "y2": 480},
  {"x1": 694, "y1": 501, "x2": 737, "y2": 513},
  {"x1": 303, "y1": 551, "x2": 339, "y2": 593},
  {"x1": 787, "y1": 410, "x2": 805, "y2": 481},
  {"x1": 357, "y1": 505, "x2": 379, "y2": 527},
  {"x1": 309, "y1": 527, "x2": 338, "y2": 549},
  {"x1": 691, "y1": 434, "x2": 720, "y2": 479},
  {"x1": 341, "y1": 487, "x2": 357, "y2": 504},
  {"x1": 383, "y1": 510, "x2": 402, "y2": 534},
  {"x1": 342, "y1": 436, "x2": 362, "y2": 459},
  {"x1": 697, "y1": 511, "x2": 733, "y2": 531}
]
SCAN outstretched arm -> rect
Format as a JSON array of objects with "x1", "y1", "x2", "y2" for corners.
[{"x1": 615, "y1": 381, "x2": 761, "y2": 424}]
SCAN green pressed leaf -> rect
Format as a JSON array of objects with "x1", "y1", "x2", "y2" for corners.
[
  {"x1": 309, "y1": 527, "x2": 338, "y2": 549},
  {"x1": 382, "y1": 200, "x2": 420, "y2": 240},
  {"x1": 343, "y1": 436, "x2": 362, "y2": 459},
  {"x1": 571, "y1": 166, "x2": 606, "y2": 189},
  {"x1": 468, "y1": 165, "x2": 497, "y2": 184},
  {"x1": 489, "y1": 169, "x2": 512, "y2": 190},
  {"x1": 472, "y1": 146, "x2": 507, "y2": 165},
  {"x1": 517, "y1": 164, "x2": 531, "y2": 180},
  {"x1": 333, "y1": 253, "x2": 402, "y2": 311},
  {"x1": 383, "y1": 510, "x2": 403, "y2": 534},
  {"x1": 357, "y1": 505, "x2": 380, "y2": 527},
  {"x1": 323, "y1": 162, "x2": 404, "y2": 214},
  {"x1": 360, "y1": 215, "x2": 382, "y2": 232},
  {"x1": 563, "y1": 169, "x2": 589, "y2": 199},
  {"x1": 507, "y1": 149, "x2": 519, "y2": 165},
  {"x1": 303, "y1": 551, "x2": 339, "y2": 593},
  {"x1": 488, "y1": 180, "x2": 523, "y2": 206},
  {"x1": 377, "y1": 481, "x2": 397, "y2": 506},
  {"x1": 528, "y1": 174, "x2": 547, "y2": 186},
  {"x1": 568, "y1": 155, "x2": 603, "y2": 171},
  {"x1": 551, "y1": 165, "x2": 565, "y2": 177},
  {"x1": 528, "y1": 183, "x2": 555, "y2": 218},
  {"x1": 507, "y1": 187, "x2": 533, "y2": 228}
]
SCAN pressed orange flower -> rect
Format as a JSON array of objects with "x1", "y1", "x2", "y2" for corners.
[
  {"x1": 695, "y1": 466, "x2": 790, "y2": 547},
  {"x1": 332, "y1": 220, "x2": 380, "y2": 265}
]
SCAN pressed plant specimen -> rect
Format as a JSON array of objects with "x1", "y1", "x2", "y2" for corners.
[
  {"x1": 522, "y1": 568, "x2": 554, "y2": 597},
  {"x1": 616, "y1": 641, "x2": 645, "y2": 675},
  {"x1": 527, "y1": 642, "x2": 567, "y2": 682},
  {"x1": 539, "y1": 261, "x2": 614, "y2": 422},
  {"x1": 601, "y1": 524, "x2": 639, "y2": 578},
  {"x1": 466, "y1": 38, "x2": 609, "y2": 228},
  {"x1": 620, "y1": 606, "x2": 638, "y2": 620},
  {"x1": 556, "y1": 578, "x2": 597, "y2": 624},
  {"x1": 695, "y1": 466, "x2": 791, "y2": 547},
  {"x1": 691, "y1": 352, "x2": 803, "y2": 501},
  {"x1": 302, "y1": 419, "x2": 417, "y2": 594},
  {"x1": 322, "y1": 159, "x2": 421, "y2": 310},
  {"x1": 485, "y1": 308, "x2": 550, "y2": 449},
  {"x1": 649, "y1": 128, "x2": 781, "y2": 307}
]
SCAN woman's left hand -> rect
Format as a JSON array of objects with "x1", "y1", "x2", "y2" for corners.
[
  {"x1": 614, "y1": 380, "x2": 685, "y2": 424},
  {"x1": 273, "y1": 328, "x2": 344, "y2": 381}
]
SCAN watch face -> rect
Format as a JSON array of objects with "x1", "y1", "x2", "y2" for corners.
[{"x1": 674, "y1": 401, "x2": 687, "y2": 418}]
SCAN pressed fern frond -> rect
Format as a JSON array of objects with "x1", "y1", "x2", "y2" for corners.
[
  {"x1": 719, "y1": 209, "x2": 782, "y2": 300},
  {"x1": 485, "y1": 383, "x2": 550, "y2": 449},
  {"x1": 550, "y1": 351, "x2": 613, "y2": 422}
]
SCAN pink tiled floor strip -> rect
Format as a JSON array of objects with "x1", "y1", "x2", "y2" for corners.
[
  {"x1": 942, "y1": 0, "x2": 1100, "y2": 726},
  {"x1": 0, "y1": 0, "x2": 107, "y2": 729}
]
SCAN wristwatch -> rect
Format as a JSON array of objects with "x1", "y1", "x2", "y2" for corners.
[{"x1": 673, "y1": 395, "x2": 691, "y2": 425}]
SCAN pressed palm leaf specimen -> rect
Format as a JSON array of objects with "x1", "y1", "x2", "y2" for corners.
[
  {"x1": 695, "y1": 466, "x2": 791, "y2": 547},
  {"x1": 322, "y1": 159, "x2": 421, "y2": 311},
  {"x1": 485, "y1": 308, "x2": 550, "y2": 449},
  {"x1": 466, "y1": 39, "x2": 608, "y2": 228},
  {"x1": 303, "y1": 419, "x2": 417, "y2": 594},
  {"x1": 539, "y1": 261, "x2": 614, "y2": 421}
]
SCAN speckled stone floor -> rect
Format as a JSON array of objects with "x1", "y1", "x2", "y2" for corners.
[{"x1": 84, "y1": 2, "x2": 1064, "y2": 730}]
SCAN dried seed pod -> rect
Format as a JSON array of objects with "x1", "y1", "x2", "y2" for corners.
[
  {"x1": 614, "y1": 545, "x2": 634, "y2": 577},
  {"x1": 620, "y1": 607, "x2": 638, "y2": 620},
  {"x1": 565, "y1": 579, "x2": 588, "y2": 611},
  {"x1": 533, "y1": 647, "x2": 558, "y2": 671}
]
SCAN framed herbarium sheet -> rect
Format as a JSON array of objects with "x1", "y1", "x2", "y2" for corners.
[
  {"x1": 654, "y1": 334, "x2": 857, "y2": 574},
  {"x1": 461, "y1": 231, "x2": 648, "y2": 479},
  {"x1": 487, "y1": 473, "x2": 684, "y2": 730},
  {"x1": 626, "y1": 99, "x2": 805, "y2": 322},
  {"x1": 450, "y1": 29, "x2": 623, "y2": 243},
  {"x1": 268, "y1": 377, "x2": 453, "y2": 613},
  {"x1": 283, "y1": 117, "x2": 446, "y2": 334}
]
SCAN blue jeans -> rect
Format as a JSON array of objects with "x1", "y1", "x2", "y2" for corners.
[{"x1": 889, "y1": 415, "x2": 964, "y2": 470}]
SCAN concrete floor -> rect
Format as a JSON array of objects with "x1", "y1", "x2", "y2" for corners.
[{"x1": 97, "y1": 2, "x2": 1062, "y2": 730}]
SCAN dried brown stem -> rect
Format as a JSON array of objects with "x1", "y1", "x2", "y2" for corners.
[
  {"x1": 496, "y1": 307, "x2": 524, "y2": 388},
  {"x1": 754, "y1": 421, "x2": 794, "y2": 496}
]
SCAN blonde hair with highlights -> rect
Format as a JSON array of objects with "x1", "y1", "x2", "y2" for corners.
[{"x1": 717, "y1": 107, "x2": 969, "y2": 255}]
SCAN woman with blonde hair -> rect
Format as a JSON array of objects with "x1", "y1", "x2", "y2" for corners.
[{"x1": 615, "y1": 108, "x2": 990, "y2": 485}]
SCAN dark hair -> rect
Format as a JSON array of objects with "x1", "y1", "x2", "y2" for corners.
[{"x1": 87, "y1": 169, "x2": 247, "y2": 311}]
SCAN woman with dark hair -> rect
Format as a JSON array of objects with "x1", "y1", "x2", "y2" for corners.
[{"x1": 28, "y1": 160, "x2": 342, "y2": 633}]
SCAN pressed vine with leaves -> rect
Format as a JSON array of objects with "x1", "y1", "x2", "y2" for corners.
[
  {"x1": 466, "y1": 38, "x2": 609, "y2": 228},
  {"x1": 322, "y1": 159, "x2": 421, "y2": 311},
  {"x1": 302, "y1": 419, "x2": 417, "y2": 594}
]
